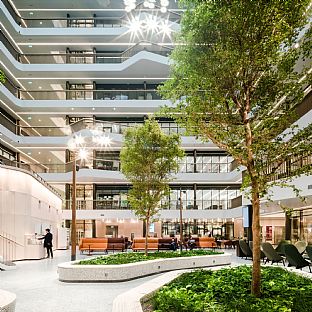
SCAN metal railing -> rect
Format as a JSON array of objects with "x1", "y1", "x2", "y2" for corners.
[
  {"x1": 13, "y1": 16, "x2": 180, "y2": 29},
  {"x1": 0, "y1": 232, "x2": 20, "y2": 265},
  {"x1": 6, "y1": 41, "x2": 172, "y2": 64},
  {"x1": 20, "y1": 117, "x2": 185, "y2": 136},
  {"x1": 63, "y1": 199, "x2": 236, "y2": 211},
  {"x1": 18, "y1": 89, "x2": 161, "y2": 100}
]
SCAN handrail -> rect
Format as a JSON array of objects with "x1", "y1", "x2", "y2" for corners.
[
  {"x1": 0, "y1": 234, "x2": 23, "y2": 247},
  {"x1": 13, "y1": 41, "x2": 172, "y2": 64}
]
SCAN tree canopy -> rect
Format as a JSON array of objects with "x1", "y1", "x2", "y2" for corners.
[
  {"x1": 120, "y1": 118, "x2": 184, "y2": 254},
  {"x1": 160, "y1": 0, "x2": 312, "y2": 296}
]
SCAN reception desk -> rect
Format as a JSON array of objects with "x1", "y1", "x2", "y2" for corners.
[{"x1": 24, "y1": 235, "x2": 45, "y2": 260}]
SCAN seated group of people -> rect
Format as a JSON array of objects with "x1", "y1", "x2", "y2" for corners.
[{"x1": 169, "y1": 235, "x2": 197, "y2": 251}]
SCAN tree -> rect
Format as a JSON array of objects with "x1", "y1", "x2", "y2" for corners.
[
  {"x1": 0, "y1": 70, "x2": 5, "y2": 83},
  {"x1": 120, "y1": 118, "x2": 184, "y2": 256},
  {"x1": 160, "y1": 0, "x2": 312, "y2": 296}
]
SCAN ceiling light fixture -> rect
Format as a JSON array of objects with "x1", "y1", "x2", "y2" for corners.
[{"x1": 127, "y1": 14, "x2": 173, "y2": 40}]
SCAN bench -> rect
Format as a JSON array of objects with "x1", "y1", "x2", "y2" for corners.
[
  {"x1": 79, "y1": 238, "x2": 108, "y2": 253},
  {"x1": 158, "y1": 238, "x2": 177, "y2": 251},
  {"x1": 107, "y1": 238, "x2": 126, "y2": 252},
  {"x1": 198, "y1": 237, "x2": 217, "y2": 248},
  {"x1": 132, "y1": 238, "x2": 159, "y2": 251}
]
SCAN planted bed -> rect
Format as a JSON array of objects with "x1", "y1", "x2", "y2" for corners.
[
  {"x1": 78, "y1": 250, "x2": 222, "y2": 265},
  {"x1": 58, "y1": 250, "x2": 230, "y2": 282},
  {"x1": 147, "y1": 265, "x2": 312, "y2": 312}
]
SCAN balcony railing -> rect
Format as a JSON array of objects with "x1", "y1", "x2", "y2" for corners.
[
  {"x1": 2, "y1": 117, "x2": 186, "y2": 137},
  {"x1": 6, "y1": 41, "x2": 172, "y2": 64},
  {"x1": 18, "y1": 89, "x2": 161, "y2": 100},
  {"x1": 23, "y1": 15, "x2": 180, "y2": 28},
  {"x1": 63, "y1": 199, "x2": 237, "y2": 210}
]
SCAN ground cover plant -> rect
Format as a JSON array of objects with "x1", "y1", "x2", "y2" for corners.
[
  {"x1": 151, "y1": 265, "x2": 312, "y2": 312},
  {"x1": 78, "y1": 250, "x2": 221, "y2": 265}
]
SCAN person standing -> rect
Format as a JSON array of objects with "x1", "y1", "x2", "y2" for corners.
[{"x1": 38, "y1": 228, "x2": 53, "y2": 258}]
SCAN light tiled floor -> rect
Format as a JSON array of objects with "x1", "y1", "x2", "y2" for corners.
[
  {"x1": 0, "y1": 249, "x2": 162, "y2": 312},
  {"x1": 0, "y1": 248, "x2": 311, "y2": 312}
]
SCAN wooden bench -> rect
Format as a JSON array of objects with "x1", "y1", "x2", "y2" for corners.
[
  {"x1": 132, "y1": 238, "x2": 159, "y2": 251},
  {"x1": 198, "y1": 237, "x2": 217, "y2": 248},
  {"x1": 107, "y1": 238, "x2": 126, "y2": 252},
  {"x1": 158, "y1": 238, "x2": 177, "y2": 251},
  {"x1": 79, "y1": 238, "x2": 108, "y2": 253}
]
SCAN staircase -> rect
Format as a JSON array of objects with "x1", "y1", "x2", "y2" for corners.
[{"x1": 0, "y1": 232, "x2": 18, "y2": 271}]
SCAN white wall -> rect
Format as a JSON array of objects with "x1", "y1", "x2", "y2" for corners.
[{"x1": 0, "y1": 166, "x2": 62, "y2": 260}]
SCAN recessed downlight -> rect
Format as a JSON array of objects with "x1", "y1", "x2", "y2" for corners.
[{"x1": 27, "y1": 116, "x2": 32, "y2": 120}]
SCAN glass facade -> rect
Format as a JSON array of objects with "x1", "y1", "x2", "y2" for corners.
[
  {"x1": 161, "y1": 221, "x2": 234, "y2": 239},
  {"x1": 161, "y1": 187, "x2": 241, "y2": 210}
]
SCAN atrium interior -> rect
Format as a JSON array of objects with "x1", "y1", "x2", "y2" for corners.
[{"x1": 0, "y1": 1, "x2": 311, "y2": 311}]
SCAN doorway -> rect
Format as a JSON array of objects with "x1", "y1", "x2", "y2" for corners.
[{"x1": 106, "y1": 225, "x2": 118, "y2": 238}]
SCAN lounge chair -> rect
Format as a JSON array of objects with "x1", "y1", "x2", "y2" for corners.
[
  {"x1": 294, "y1": 240, "x2": 307, "y2": 255},
  {"x1": 275, "y1": 240, "x2": 290, "y2": 256},
  {"x1": 239, "y1": 240, "x2": 252, "y2": 259},
  {"x1": 261, "y1": 242, "x2": 285, "y2": 266},
  {"x1": 284, "y1": 244, "x2": 311, "y2": 272},
  {"x1": 249, "y1": 241, "x2": 266, "y2": 262},
  {"x1": 305, "y1": 245, "x2": 312, "y2": 261}
]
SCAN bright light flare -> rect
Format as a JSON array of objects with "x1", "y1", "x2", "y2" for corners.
[
  {"x1": 78, "y1": 148, "x2": 89, "y2": 161},
  {"x1": 93, "y1": 135, "x2": 112, "y2": 147},
  {"x1": 158, "y1": 21, "x2": 172, "y2": 38},
  {"x1": 74, "y1": 134, "x2": 84, "y2": 146},
  {"x1": 146, "y1": 16, "x2": 159, "y2": 33},
  {"x1": 128, "y1": 18, "x2": 142, "y2": 34}
]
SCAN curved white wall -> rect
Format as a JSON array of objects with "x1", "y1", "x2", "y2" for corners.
[{"x1": 0, "y1": 166, "x2": 62, "y2": 260}]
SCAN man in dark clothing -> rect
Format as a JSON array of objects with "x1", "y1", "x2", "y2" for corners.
[{"x1": 38, "y1": 228, "x2": 53, "y2": 258}]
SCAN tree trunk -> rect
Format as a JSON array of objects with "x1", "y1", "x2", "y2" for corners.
[
  {"x1": 251, "y1": 180, "x2": 261, "y2": 297},
  {"x1": 145, "y1": 217, "x2": 149, "y2": 256}
]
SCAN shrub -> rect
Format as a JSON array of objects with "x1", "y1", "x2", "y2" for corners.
[
  {"x1": 152, "y1": 266, "x2": 312, "y2": 312},
  {"x1": 78, "y1": 249, "x2": 222, "y2": 265}
]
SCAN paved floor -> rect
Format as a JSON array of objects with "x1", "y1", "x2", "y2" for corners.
[
  {"x1": 1, "y1": 248, "x2": 310, "y2": 312},
  {"x1": 0, "y1": 249, "x2": 163, "y2": 312}
]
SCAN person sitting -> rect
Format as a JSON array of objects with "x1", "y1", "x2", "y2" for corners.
[
  {"x1": 170, "y1": 238, "x2": 177, "y2": 251},
  {"x1": 188, "y1": 236, "x2": 196, "y2": 250}
]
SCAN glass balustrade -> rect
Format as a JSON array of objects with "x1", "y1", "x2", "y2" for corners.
[
  {"x1": 8, "y1": 42, "x2": 172, "y2": 64},
  {"x1": 62, "y1": 198, "x2": 241, "y2": 210},
  {"x1": 12, "y1": 17, "x2": 180, "y2": 29},
  {"x1": 16, "y1": 89, "x2": 161, "y2": 101}
]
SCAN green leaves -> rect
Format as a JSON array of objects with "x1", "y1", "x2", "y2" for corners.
[
  {"x1": 0, "y1": 70, "x2": 5, "y2": 84},
  {"x1": 78, "y1": 250, "x2": 221, "y2": 265},
  {"x1": 153, "y1": 266, "x2": 312, "y2": 312},
  {"x1": 120, "y1": 118, "x2": 184, "y2": 222},
  {"x1": 159, "y1": 0, "x2": 312, "y2": 197}
]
